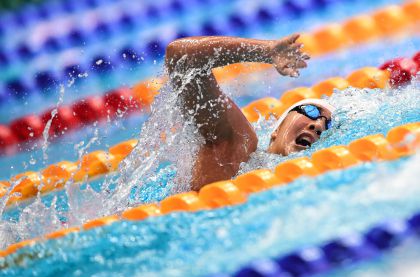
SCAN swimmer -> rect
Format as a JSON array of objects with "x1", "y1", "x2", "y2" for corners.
[{"x1": 165, "y1": 35, "x2": 334, "y2": 190}]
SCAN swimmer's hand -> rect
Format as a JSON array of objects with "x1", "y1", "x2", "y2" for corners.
[{"x1": 270, "y1": 34, "x2": 310, "y2": 77}]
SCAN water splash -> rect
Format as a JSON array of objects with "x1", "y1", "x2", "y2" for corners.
[
  {"x1": 238, "y1": 80, "x2": 420, "y2": 174},
  {"x1": 2, "y1": 152, "x2": 420, "y2": 276},
  {"x1": 0, "y1": 72, "x2": 419, "y2": 252}
]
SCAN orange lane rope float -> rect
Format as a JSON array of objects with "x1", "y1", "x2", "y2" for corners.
[
  {"x1": 1, "y1": 1, "x2": 419, "y2": 151},
  {"x1": 2, "y1": 51, "x2": 419, "y2": 207},
  {"x1": 1, "y1": 122, "x2": 419, "y2": 258}
]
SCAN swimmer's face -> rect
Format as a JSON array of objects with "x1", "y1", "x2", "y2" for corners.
[{"x1": 267, "y1": 107, "x2": 332, "y2": 155}]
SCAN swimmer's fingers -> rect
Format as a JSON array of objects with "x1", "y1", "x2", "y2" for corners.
[
  {"x1": 287, "y1": 43, "x2": 303, "y2": 52},
  {"x1": 301, "y1": 53, "x2": 310, "y2": 60},
  {"x1": 287, "y1": 54, "x2": 307, "y2": 69},
  {"x1": 284, "y1": 68, "x2": 300, "y2": 77},
  {"x1": 274, "y1": 63, "x2": 300, "y2": 77},
  {"x1": 273, "y1": 34, "x2": 299, "y2": 51},
  {"x1": 296, "y1": 60, "x2": 307, "y2": 69},
  {"x1": 289, "y1": 45, "x2": 311, "y2": 62},
  {"x1": 287, "y1": 50, "x2": 309, "y2": 69},
  {"x1": 278, "y1": 43, "x2": 309, "y2": 65},
  {"x1": 272, "y1": 42, "x2": 307, "y2": 77},
  {"x1": 274, "y1": 40, "x2": 300, "y2": 53},
  {"x1": 283, "y1": 34, "x2": 300, "y2": 45},
  {"x1": 272, "y1": 55, "x2": 290, "y2": 71},
  {"x1": 276, "y1": 57, "x2": 305, "y2": 76}
]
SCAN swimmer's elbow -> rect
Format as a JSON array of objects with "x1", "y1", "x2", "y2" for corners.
[
  {"x1": 165, "y1": 40, "x2": 179, "y2": 58},
  {"x1": 165, "y1": 37, "x2": 210, "y2": 71},
  {"x1": 165, "y1": 39, "x2": 188, "y2": 65},
  {"x1": 165, "y1": 41, "x2": 179, "y2": 71}
]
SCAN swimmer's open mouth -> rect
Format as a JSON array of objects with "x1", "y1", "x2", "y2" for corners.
[{"x1": 295, "y1": 133, "x2": 315, "y2": 148}]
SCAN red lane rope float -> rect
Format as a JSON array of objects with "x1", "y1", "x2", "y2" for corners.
[
  {"x1": 213, "y1": 0, "x2": 420, "y2": 81},
  {"x1": 1, "y1": 122, "x2": 419, "y2": 259},
  {"x1": 242, "y1": 51, "x2": 419, "y2": 122},
  {"x1": 1, "y1": 52, "x2": 419, "y2": 206},
  {"x1": 1, "y1": 2, "x2": 419, "y2": 152},
  {"x1": 0, "y1": 79, "x2": 164, "y2": 153}
]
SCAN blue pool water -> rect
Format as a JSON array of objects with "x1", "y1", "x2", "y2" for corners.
[
  {"x1": 1, "y1": 77, "x2": 419, "y2": 276},
  {"x1": 1, "y1": 36, "x2": 419, "y2": 180},
  {"x1": 1, "y1": 154, "x2": 419, "y2": 276},
  {"x1": 0, "y1": 0, "x2": 403, "y2": 122},
  {"x1": 1, "y1": 0, "x2": 420, "y2": 276}
]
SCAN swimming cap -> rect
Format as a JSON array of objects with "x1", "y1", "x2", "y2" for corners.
[{"x1": 272, "y1": 98, "x2": 336, "y2": 133}]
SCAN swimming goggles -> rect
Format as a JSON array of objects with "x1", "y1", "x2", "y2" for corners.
[{"x1": 290, "y1": 104, "x2": 332, "y2": 129}]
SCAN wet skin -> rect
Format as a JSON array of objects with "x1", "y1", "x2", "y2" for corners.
[
  {"x1": 165, "y1": 34, "x2": 312, "y2": 190},
  {"x1": 268, "y1": 108, "x2": 332, "y2": 156}
]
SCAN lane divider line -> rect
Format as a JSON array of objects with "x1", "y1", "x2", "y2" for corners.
[
  {"x1": 1, "y1": 52, "x2": 419, "y2": 206},
  {"x1": 219, "y1": 210, "x2": 420, "y2": 277},
  {"x1": 0, "y1": 121, "x2": 418, "y2": 259},
  {"x1": 1, "y1": 42, "x2": 418, "y2": 152},
  {"x1": 1, "y1": 1, "x2": 418, "y2": 106},
  {"x1": 0, "y1": 0, "x2": 357, "y2": 100}
]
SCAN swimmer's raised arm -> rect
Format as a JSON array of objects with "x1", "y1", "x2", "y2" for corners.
[
  {"x1": 165, "y1": 35, "x2": 308, "y2": 142},
  {"x1": 164, "y1": 35, "x2": 308, "y2": 190},
  {"x1": 165, "y1": 34, "x2": 309, "y2": 77}
]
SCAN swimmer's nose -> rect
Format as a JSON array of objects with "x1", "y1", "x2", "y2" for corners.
[{"x1": 308, "y1": 119, "x2": 326, "y2": 137}]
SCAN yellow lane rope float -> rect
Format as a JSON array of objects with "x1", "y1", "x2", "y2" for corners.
[
  {"x1": 7, "y1": 2, "x2": 417, "y2": 150},
  {"x1": 1, "y1": 0, "x2": 419, "y2": 254},
  {"x1": 213, "y1": 1, "x2": 420, "y2": 82},
  {"x1": 1, "y1": 122, "x2": 419, "y2": 258},
  {"x1": 0, "y1": 64, "x2": 396, "y2": 206}
]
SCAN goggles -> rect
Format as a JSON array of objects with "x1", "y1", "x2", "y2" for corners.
[{"x1": 290, "y1": 104, "x2": 332, "y2": 130}]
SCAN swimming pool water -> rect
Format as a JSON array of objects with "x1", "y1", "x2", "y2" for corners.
[
  {"x1": 0, "y1": 0, "x2": 403, "y2": 122},
  {"x1": 1, "y1": 76, "x2": 419, "y2": 277},
  {"x1": 1, "y1": 153, "x2": 419, "y2": 276},
  {"x1": 1, "y1": 36, "x2": 419, "y2": 180},
  {"x1": 1, "y1": 0, "x2": 420, "y2": 276}
]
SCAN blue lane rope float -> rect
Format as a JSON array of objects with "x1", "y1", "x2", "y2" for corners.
[
  {"x1": 0, "y1": 0, "x2": 355, "y2": 104},
  {"x1": 0, "y1": 0, "x2": 130, "y2": 35},
  {"x1": 212, "y1": 211, "x2": 420, "y2": 277},
  {"x1": 0, "y1": 0, "x2": 227, "y2": 66}
]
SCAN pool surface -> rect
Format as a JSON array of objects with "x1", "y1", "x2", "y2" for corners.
[{"x1": 0, "y1": 0, "x2": 419, "y2": 276}]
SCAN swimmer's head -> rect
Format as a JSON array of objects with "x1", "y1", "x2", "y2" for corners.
[{"x1": 267, "y1": 99, "x2": 335, "y2": 155}]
